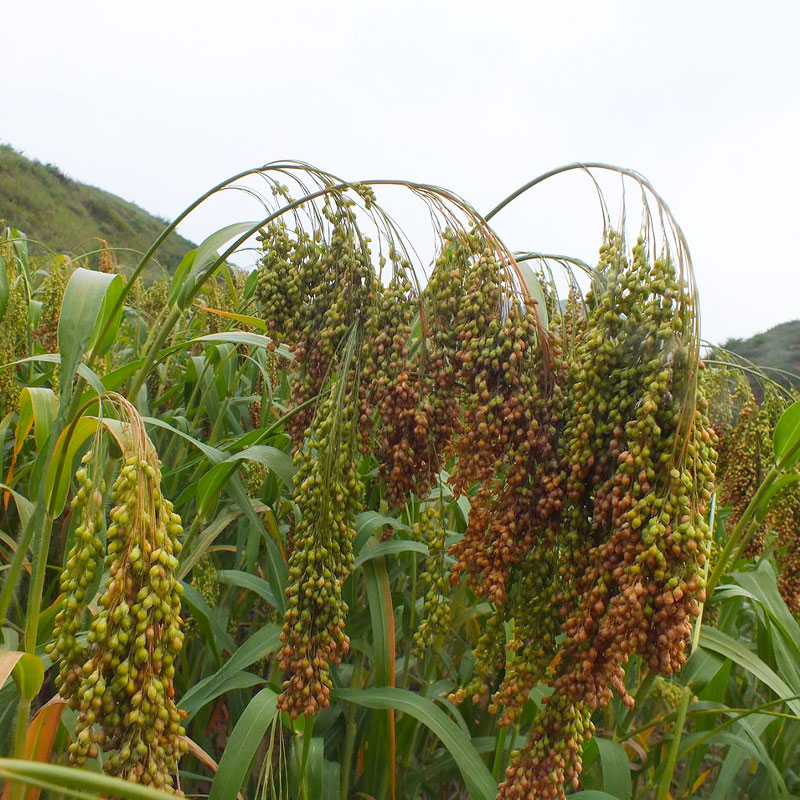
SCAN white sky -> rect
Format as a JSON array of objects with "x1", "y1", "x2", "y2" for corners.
[{"x1": 2, "y1": 0, "x2": 798, "y2": 345}]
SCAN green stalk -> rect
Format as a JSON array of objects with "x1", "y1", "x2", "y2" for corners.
[
  {"x1": 617, "y1": 670, "x2": 655, "y2": 734},
  {"x1": 492, "y1": 726, "x2": 508, "y2": 781},
  {"x1": 655, "y1": 686, "x2": 691, "y2": 800},
  {"x1": 9, "y1": 506, "x2": 54, "y2": 800},
  {"x1": 340, "y1": 652, "x2": 364, "y2": 800},
  {"x1": 23, "y1": 512, "x2": 55, "y2": 652},
  {"x1": 179, "y1": 516, "x2": 204, "y2": 561},
  {"x1": 0, "y1": 508, "x2": 40, "y2": 631},
  {"x1": 299, "y1": 716, "x2": 315, "y2": 800},
  {"x1": 655, "y1": 607, "x2": 705, "y2": 800},
  {"x1": 655, "y1": 496, "x2": 716, "y2": 800},
  {"x1": 207, "y1": 354, "x2": 250, "y2": 444},
  {"x1": 11, "y1": 697, "x2": 31, "y2": 780},
  {"x1": 127, "y1": 304, "x2": 184, "y2": 400}
]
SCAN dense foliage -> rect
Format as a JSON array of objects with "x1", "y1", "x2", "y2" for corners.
[{"x1": 1, "y1": 161, "x2": 800, "y2": 800}]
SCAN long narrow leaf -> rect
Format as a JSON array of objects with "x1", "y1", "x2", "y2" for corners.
[{"x1": 334, "y1": 686, "x2": 496, "y2": 800}]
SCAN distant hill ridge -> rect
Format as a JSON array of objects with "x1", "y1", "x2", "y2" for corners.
[
  {"x1": 0, "y1": 144, "x2": 194, "y2": 274},
  {"x1": 723, "y1": 320, "x2": 800, "y2": 387}
]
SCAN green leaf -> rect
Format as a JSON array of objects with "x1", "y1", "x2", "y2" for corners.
[
  {"x1": 353, "y1": 539, "x2": 427, "y2": 569},
  {"x1": 11, "y1": 652, "x2": 44, "y2": 701},
  {"x1": 15, "y1": 387, "x2": 58, "y2": 451},
  {"x1": 755, "y1": 473, "x2": 800, "y2": 522},
  {"x1": 178, "y1": 508, "x2": 241, "y2": 580},
  {"x1": 57, "y1": 268, "x2": 123, "y2": 401},
  {"x1": 700, "y1": 625, "x2": 800, "y2": 715},
  {"x1": 595, "y1": 738, "x2": 631, "y2": 800},
  {"x1": 568, "y1": 793, "x2": 624, "y2": 800},
  {"x1": 27, "y1": 297, "x2": 43, "y2": 329},
  {"x1": 516, "y1": 260, "x2": 549, "y2": 329},
  {"x1": 167, "y1": 249, "x2": 196, "y2": 305},
  {"x1": 0, "y1": 758, "x2": 177, "y2": 800},
  {"x1": 711, "y1": 725, "x2": 786, "y2": 795},
  {"x1": 709, "y1": 713, "x2": 770, "y2": 800},
  {"x1": 737, "y1": 561, "x2": 800, "y2": 648},
  {"x1": 195, "y1": 307, "x2": 269, "y2": 332},
  {"x1": 177, "y1": 222, "x2": 259, "y2": 307},
  {"x1": 180, "y1": 624, "x2": 281, "y2": 719},
  {"x1": 142, "y1": 415, "x2": 225, "y2": 463},
  {"x1": 44, "y1": 415, "x2": 99, "y2": 517},
  {"x1": 209, "y1": 687, "x2": 279, "y2": 800},
  {"x1": 89, "y1": 272, "x2": 126, "y2": 359},
  {"x1": 354, "y1": 510, "x2": 410, "y2": 553},
  {"x1": 360, "y1": 545, "x2": 396, "y2": 795},
  {"x1": 180, "y1": 582, "x2": 235, "y2": 662},
  {"x1": 196, "y1": 444, "x2": 294, "y2": 520},
  {"x1": 773, "y1": 398, "x2": 800, "y2": 469},
  {"x1": 305, "y1": 738, "x2": 326, "y2": 800},
  {"x1": 0, "y1": 484, "x2": 34, "y2": 529},
  {"x1": 194, "y1": 330, "x2": 292, "y2": 358},
  {"x1": 217, "y1": 569, "x2": 279, "y2": 608},
  {"x1": 362, "y1": 549, "x2": 394, "y2": 688},
  {"x1": 334, "y1": 687, "x2": 496, "y2": 800},
  {"x1": 183, "y1": 672, "x2": 265, "y2": 720}
]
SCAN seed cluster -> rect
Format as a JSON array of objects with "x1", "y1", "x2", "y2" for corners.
[
  {"x1": 770, "y1": 483, "x2": 800, "y2": 614},
  {"x1": 651, "y1": 675, "x2": 686, "y2": 713},
  {"x1": 711, "y1": 374, "x2": 800, "y2": 610},
  {"x1": 48, "y1": 443, "x2": 188, "y2": 792},
  {"x1": 448, "y1": 234, "x2": 717, "y2": 800},
  {"x1": 141, "y1": 279, "x2": 170, "y2": 324},
  {"x1": 362, "y1": 272, "x2": 427, "y2": 505},
  {"x1": 49, "y1": 452, "x2": 106, "y2": 699},
  {"x1": 185, "y1": 553, "x2": 220, "y2": 640},
  {"x1": 256, "y1": 189, "x2": 715, "y2": 800},
  {"x1": 276, "y1": 384, "x2": 362, "y2": 718},
  {"x1": 201, "y1": 280, "x2": 231, "y2": 335},
  {"x1": 36, "y1": 255, "x2": 71, "y2": 355},
  {"x1": 256, "y1": 197, "x2": 376, "y2": 443},
  {"x1": 97, "y1": 239, "x2": 117, "y2": 273},
  {"x1": 411, "y1": 503, "x2": 452, "y2": 656},
  {"x1": 246, "y1": 459, "x2": 269, "y2": 497},
  {"x1": 717, "y1": 380, "x2": 775, "y2": 556}
]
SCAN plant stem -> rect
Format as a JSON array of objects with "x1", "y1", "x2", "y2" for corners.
[
  {"x1": 340, "y1": 653, "x2": 364, "y2": 800},
  {"x1": 492, "y1": 726, "x2": 508, "y2": 781},
  {"x1": 618, "y1": 670, "x2": 655, "y2": 734},
  {"x1": 299, "y1": 716, "x2": 314, "y2": 800},
  {"x1": 128, "y1": 304, "x2": 184, "y2": 400},
  {"x1": 7, "y1": 506, "x2": 54, "y2": 799},
  {"x1": 24, "y1": 512, "x2": 54, "y2": 653},
  {"x1": 655, "y1": 686, "x2": 691, "y2": 800},
  {"x1": 11, "y1": 697, "x2": 31, "y2": 755},
  {"x1": 9, "y1": 696, "x2": 31, "y2": 800}
]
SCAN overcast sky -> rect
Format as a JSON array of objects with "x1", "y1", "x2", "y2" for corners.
[{"x1": 3, "y1": 0, "x2": 798, "y2": 344}]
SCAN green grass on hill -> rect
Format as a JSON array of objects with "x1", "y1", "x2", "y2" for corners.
[
  {"x1": 723, "y1": 319, "x2": 800, "y2": 387},
  {"x1": 0, "y1": 143, "x2": 194, "y2": 275}
]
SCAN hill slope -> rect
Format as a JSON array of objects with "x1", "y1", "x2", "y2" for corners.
[
  {"x1": 0, "y1": 144, "x2": 194, "y2": 273},
  {"x1": 723, "y1": 320, "x2": 800, "y2": 386}
]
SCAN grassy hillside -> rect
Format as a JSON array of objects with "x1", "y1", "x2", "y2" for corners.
[
  {"x1": 0, "y1": 144, "x2": 194, "y2": 274},
  {"x1": 723, "y1": 319, "x2": 800, "y2": 386}
]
